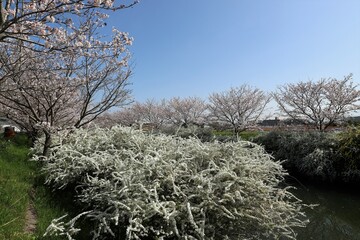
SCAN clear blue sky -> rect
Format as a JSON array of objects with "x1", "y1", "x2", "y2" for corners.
[{"x1": 108, "y1": 0, "x2": 360, "y2": 102}]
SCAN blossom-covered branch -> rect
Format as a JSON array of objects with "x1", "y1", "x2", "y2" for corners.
[{"x1": 0, "y1": 0, "x2": 138, "y2": 51}]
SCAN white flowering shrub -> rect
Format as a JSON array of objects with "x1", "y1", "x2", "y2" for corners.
[{"x1": 33, "y1": 126, "x2": 308, "y2": 239}]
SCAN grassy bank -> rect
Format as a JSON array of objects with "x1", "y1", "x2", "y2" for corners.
[
  {"x1": 212, "y1": 129, "x2": 262, "y2": 141},
  {"x1": 0, "y1": 135, "x2": 34, "y2": 239},
  {"x1": 0, "y1": 134, "x2": 81, "y2": 240}
]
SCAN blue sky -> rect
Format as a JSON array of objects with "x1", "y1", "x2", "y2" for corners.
[{"x1": 108, "y1": 0, "x2": 360, "y2": 102}]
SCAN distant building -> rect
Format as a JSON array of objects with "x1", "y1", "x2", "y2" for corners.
[
  {"x1": 257, "y1": 117, "x2": 310, "y2": 131},
  {"x1": 258, "y1": 117, "x2": 280, "y2": 127},
  {"x1": 0, "y1": 117, "x2": 21, "y2": 132}
]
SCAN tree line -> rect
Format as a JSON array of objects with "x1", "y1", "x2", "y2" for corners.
[
  {"x1": 98, "y1": 74, "x2": 360, "y2": 133},
  {"x1": 0, "y1": 1, "x2": 359, "y2": 157}
]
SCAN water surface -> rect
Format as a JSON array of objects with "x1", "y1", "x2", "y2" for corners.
[{"x1": 291, "y1": 181, "x2": 360, "y2": 240}]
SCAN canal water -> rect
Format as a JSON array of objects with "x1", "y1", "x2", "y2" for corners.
[{"x1": 290, "y1": 180, "x2": 360, "y2": 240}]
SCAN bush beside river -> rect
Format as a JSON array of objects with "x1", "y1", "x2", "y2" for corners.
[
  {"x1": 253, "y1": 126, "x2": 360, "y2": 185},
  {"x1": 32, "y1": 126, "x2": 308, "y2": 240}
]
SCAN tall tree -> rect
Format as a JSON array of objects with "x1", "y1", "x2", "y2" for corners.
[
  {"x1": 129, "y1": 99, "x2": 168, "y2": 128},
  {"x1": 92, "y1": 110, "x2": 134, "y2": 128},
  {"x1": 208, "y1": 85, "x2": 270, "y2": 134},
  {"x1": 0, "y1": 13, "x2": 133, "y2": 155},
  {"x1": 273, "y1": 74, "x2": 360, "y2": 131},
  {"x1": 165, "y1": 96, "x2": 208, "y2": 128}
]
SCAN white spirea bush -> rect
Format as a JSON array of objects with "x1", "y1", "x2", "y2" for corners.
[{"x1": 33, "y1": 126, "x2": 307, "y2": 240}]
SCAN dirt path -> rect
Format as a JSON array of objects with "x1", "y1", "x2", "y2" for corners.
[{"x1": 24, "y1": 189, "x2": 37, "y2": 234}]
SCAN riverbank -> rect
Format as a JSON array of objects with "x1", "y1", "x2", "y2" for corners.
[{"x1": 253, "y1": 128, "x2": 360, "y2": 185}]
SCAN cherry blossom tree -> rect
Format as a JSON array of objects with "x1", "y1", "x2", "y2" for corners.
[
  {"x1": 208, "y1": 85, "x2": 270, "y2": 134},
  {"x1": 0, "y1": 0, "x2": 138, "y2": 51},
  {"x1": 0, "y1": 14, "x2": 133, "y2": 156},
  {"x1": 0, "y1": 44, "x2": 78, "y2": 154},
  {"x1": 165, "y1": 96, "x2": 208, "y2": 128},
  {"x1": 91, "y1": 112, "x2": 122, "y2": 128},
  {"x1": 62, "y1": 99, "x2": 170, "y2": 130},
  {"x1": 70, "y1": 14, "x2": 133, "y2": 128},
  {"x1": 273, "y1": 74, "x2": 360, "y2": 131},
  {"x1": 128, "y1": 99, "x2": 168, "y2": 128},
  {"x1": 89, "y1": 106, "x2": 143, "y2": 128},
  {"x1": 110, "y1": 107, "x2": 138, "y2": 126}
]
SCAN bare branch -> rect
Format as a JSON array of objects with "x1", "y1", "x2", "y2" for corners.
[{"x1": 208, "y1": 85, "x2": 270, "y2": 134}]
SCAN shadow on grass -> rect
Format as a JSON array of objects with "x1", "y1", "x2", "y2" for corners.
[{"x1": 32, "y1": 170, "x2": 94, "y2": 239}]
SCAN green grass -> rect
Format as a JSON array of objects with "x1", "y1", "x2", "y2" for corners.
[
  {"x1": 0, "y1": 135, "x2": 34, "y2": 239},
  {"x1": 33, "y1": 186, "x2": 78, "y2": 240},
  {"x1": 0, "y1": 134, "x2": 88, "y2": 240},
  {"x1": 212, "y1": 129, "x2": 262, "y2": 141},
  {"x1": 238, "y1": 131, "x2": 262, "y2": 140}
]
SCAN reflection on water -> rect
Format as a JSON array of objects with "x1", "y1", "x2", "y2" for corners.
[{"x1": 290, "y1": 181, "x2": 360, "y2": 240}]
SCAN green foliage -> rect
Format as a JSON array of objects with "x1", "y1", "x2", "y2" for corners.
[
  {"x1": 161, "y1": 125, "x2": 215, "y2": 142},
  {"x1": 0, "y1": 135, "x2": 33, "y2": 239},
  {"x1": 211, "y1": 129, "x2": 234, "y2": 137},
  {"x1": 336, "y1": 126, "x2": 360, "y2": 182},
  {"x1": 11, "y1": 133, "x2": 32, "y2": 148},
  {"x1": 253, "y1": 131, "x2": 339, "y2": 181},
  {"x1": 33, "y1": 182, "x2": 93, "y2": 240},
  {"x1": 254, "y1": 129, "x2": 360, "y2": 184},
  {"x1": 33, "y1": 126, "x2": 308, "y2": 240},
  {"x1": 0, "y1": 134, "x2": 90, "y2": 240},
  {"x1": 212, "y1": 130, "x2": 262, "y2": 142},
  {"x1": 238, "y1": 131, "x2": 262, "y2": 141}
]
